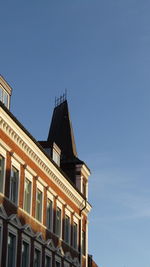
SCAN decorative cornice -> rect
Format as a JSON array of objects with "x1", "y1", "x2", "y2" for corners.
[{"x1": 0, "y1": 108, "x2": 91, "y2": 214}]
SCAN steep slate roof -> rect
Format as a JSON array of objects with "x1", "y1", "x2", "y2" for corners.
[{"x1": 47, "y1": 100, "x2": 78, "y2": 161}]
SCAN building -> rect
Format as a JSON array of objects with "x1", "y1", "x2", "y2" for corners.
[{"x1": 0, "y1": 75, "x2": 95, "y2": 267}]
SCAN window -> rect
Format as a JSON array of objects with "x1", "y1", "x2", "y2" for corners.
[
  {"x1": 64, "y1": 215, "x2": 70, "y2": 244},
  {"x1": 0, "y1": 87, "x2": 9, "y2": 108},
  {"x1": 47, "y1": 199, "x2": 53, "y2": 230},
  {"x1": 24, "y1": 178, "x2": 31, "y2": 213},
  {"x1": 0, "y1": 224, "x2": 2, "y2": 264},
  {"x1": 7, "y1": 232, "x2": 16, "y2": 267},
  {"x1": 35, "y1": 189, "x2": 42, "y2": 222},
  {"x1": 73, "y1": 222, "x2": 77, "y2": 250},
  {"x1": 55, "y1": 260, "x2": 61, "y2": 267},
  {"x1": 82, "y1": 181, "x2": 86, "y2": 197},
  {"x1": 64, "y1": 262, "x2": 70, "y2": 267},
  {"x1": 10, "y1": 166, "x2": 19, "y2": 205},
  {"x1": 55, "y1": 207, "x2": 61, "y2": 237},
  {"x1": 0, "y1": 155, "x2": 5, "y2": 193},
  {"x1": 45, "y1": 254, "x2": 52, "y2": 267},
  {"x1": 34, "y1": 248, "x2": 41, "y2": 267},
  {"x1": 22, "y1": 240, "x2": 30, "y2": 267},
  {"x1": 82, "y1": 230, "x2": 86, "y2": 255}
]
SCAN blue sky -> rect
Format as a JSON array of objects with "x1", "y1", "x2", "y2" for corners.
[{"x1": 1, "y1": 1, "x2": 150, "y2": 266}]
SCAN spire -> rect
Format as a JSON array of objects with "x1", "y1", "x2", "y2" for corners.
[{"x1": 47, "y1": 100, "x2": 77, "y2": 161}]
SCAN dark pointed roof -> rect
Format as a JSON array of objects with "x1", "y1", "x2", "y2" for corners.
[{"x1": 47, "y1": 100, "x2": 78, "y2": 161}]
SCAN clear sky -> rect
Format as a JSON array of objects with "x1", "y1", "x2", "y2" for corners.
[{"x1": 1, "y1": 1, "x2": 150, "y2": 267}]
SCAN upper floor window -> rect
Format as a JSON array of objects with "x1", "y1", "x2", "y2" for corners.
[
  {"x1": 24, "y1": 178, "x2": 32, "y2": 214},
  {"x1": 10, "y1": 166, "x2": 19, "y2": 205},
  {"x1": 34, "y1": 247, "x2": 41, "y2": 267},
  {"x1": 82, "y1": 181, "x2": 86, "y2": 197},
  {"x1": 82, "y1": 230, "x2": 86, "y2": 256},
  {"x1": 22, "y1": 240, "x2": 30, "y2": 267},
  {"x1": 55, "y1": 260, "x2": 61, "y2": 267},
  {"x1": 0, "y1": 224, "x2": 2, "y2": 265},
  {"x1": 0, "y1": 155, "x2": 5, "y2": 193},
  {"x1": 7, "y1": 232, "x2": 17, "y2": 267},
  {"x1": 72, "y1": 222, "x2": 78, "y2": 250},
  {"x1": 64, "y1": 215, "x2": 70, "y2": 244},
  {"x1": 35, "y1": 189, "x2": 42, "y2": 222},
  {"x1": 52, "y1": 143, "x2": 61, "y2": 167},
  {"x1": 55, "y1": 207, "x2": 61, "y2": 237},
  {"x1": 47, "y1": 199, "x2": 53, "y2": 231},
  {"x1": 45, "y1": 254, "x2": 52, "y2": 267},
  {"x1": 0, "y1": 87, "x2": 9, "y2": 108}
]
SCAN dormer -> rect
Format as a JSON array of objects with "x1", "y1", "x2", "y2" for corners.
[
  {"x1": 52, "y1": 142, "x2": 61, "y2": 167},
  {"x1": 75, "y1": 163, "x2": 91, "y2": 199},
  {"x1": 0, "y1": 75, "x2": 12, "y2": 109}
]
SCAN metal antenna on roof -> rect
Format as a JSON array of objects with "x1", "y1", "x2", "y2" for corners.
[{"x1": 54, "y1": 89, "x2": 68, "y2": 107}]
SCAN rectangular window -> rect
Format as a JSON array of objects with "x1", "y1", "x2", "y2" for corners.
[
  {"x1": 7, "y1": 232, "x2": 16, "y2": 267},
  {"x1": 10, "y1": 166, "x2": 19, "y2": 205},
  {"x1": 64, "y1": 215, "x2": 70, "y2": 244},
  {"x1": 47, "y1": 199, "x2": 53, "y2": 230},
  {"x1": 55, "y1": 207, "x2": 61, "y2": 237},
  {"x1": 35, "y1": 189, "x2": 42, "y2": 222},
  {"x1": 22, "y1": 240, "x2": 29, "y2": 267},
  {"x1": 34, "y1": 248, "x2": 41, "y2": 267},
  {"x1": 73, "y1": 222, "x2": 77, "y2": 250},
  {"x1": 55, "y1": 260, "x2": 61, "y2": 267},
  {"x1": 0, "y1": 155, "x2": 5, "y2": 193},
  {"x1": 24, "y1": 178, "x2": 31, "y2": 214},
  {"x1": 0, "y1": 87, "x2": 9, "y2": 108},
  {"x1": 0, "y1": 226, "x2": 2, "y2": 264},
  {"x1": 45, "y1": 255, "x2": 52, "y2": 267},
  {"x1": 82, "y1": 230, "x2": 86, "y2": 256}
]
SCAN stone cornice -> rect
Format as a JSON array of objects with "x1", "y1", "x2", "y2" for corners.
[{"x1": 0, "y1": 107, "x2": 91, "y2": 214}]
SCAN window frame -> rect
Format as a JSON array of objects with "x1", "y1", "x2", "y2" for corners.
[
  {"x1": 55, "y1": 255, "x2": 61, "y2": 267},
  {"x1": 0, "y1": 219, "x2": 3, "y2": 266},
  {"x1": 0, "y1": 86, "x2": 9, "y2": 108},
  {"x1": 55, "y1": 201, "x2": 62, "y2": 238},
  {"x1": 21, "y1": 233, "x2": 31, "y2": 267},
  {"x1": 64, "y1": 209, "x2": 71, "y2": 245},
  {"x1": 9, "y1": 158, "x2": 20, "y2": 206},
  {"x1": 45, "y1": 249, "x2": 52, "y2": 267},
  {"x1": 6, "y1": 224, "x2": 18, "y2": 267},
  {"x1": 35, "y1": 182, "x2": 44, "y2": 223},
  {"x1": 0, "y1": 149, "x2": 6, "y2": 194},
  {"x1": 46, "y1": 191, "x2": 53, "y2": 232},
  {"x1": 72, "y1": 216, "x2": 79, "y2": 251},
  {"x1": 34, "y1": 241, "x2": 42, "y2": 267},
  {"x1": 23, "y1": 170, "x2": 33, "y2": 215}
]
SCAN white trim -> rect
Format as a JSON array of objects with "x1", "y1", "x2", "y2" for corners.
[
  {"x1": 36, "y1": 181, "x2": 44, "y2": 192},
  {"x1": 21, "y1": 234, "x2": 31, "y2": 267},
  {"x1": 12, "y1": 152, "x2": 25, "y2": 165},
  {"x1": 0, "y1": 138, "x2": 11, "y2": 152},
  {"x1": 38, "y1": 176, "x2": 47, "y2": 187},
  {"x1": 6, "y1": 224, "x2": 18, "y2": 267}
]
